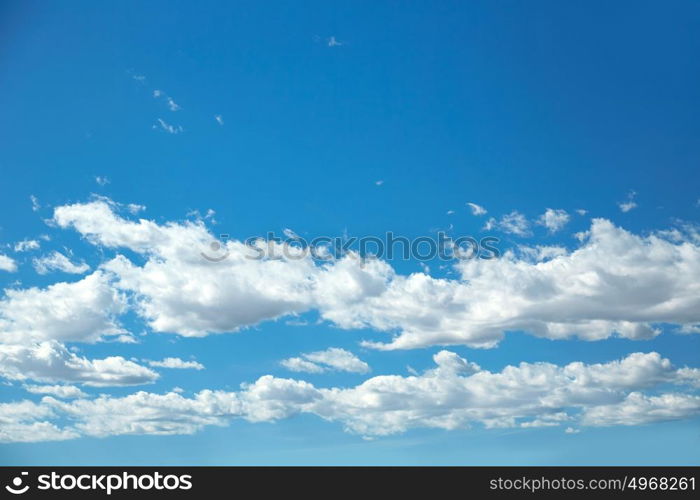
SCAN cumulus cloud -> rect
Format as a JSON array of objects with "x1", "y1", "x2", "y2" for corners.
[
  {"x1": 146, "y1": 357, "x2": 204, "y2": 370},
  {"x1": 0, "y1": 271, "x2": 126, "y2": 344},
  {"x1": 48, "y1": 199, "x2": 700, "y2": 350},
  {"x1": 0, "y1": 341, "x2": 158, "y2": 386},
  {"x1": 0, "y1": 351, "x2": 697, "y2": 442},
  {"x1": 33, "y1": 251, "x2": 90, "y2": 275},
  {"x1": 537, "y1": 209, "x2": 570, "y2": 233},
  {"x1": 95, "y1": 176, "x2": 110, "y2": 186},
  {"x1": 0, "y1": 255, "x2": 17, "y2": 272},
  {"x1": 281, "y1": 348, "x2": 369, "y2": 374},
  {"x1": 467, "y1": 202, "x2": 487, "y2": 216}
]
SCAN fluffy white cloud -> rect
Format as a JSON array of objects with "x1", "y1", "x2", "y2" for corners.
[
  {"x1": 0, "y1": 271, "x2": 126, "y2": 344},
  {"x1": 23, "y1": 384, "x2": 87, "y2": 399},
  {"x1": 0, "y1": 254, "x2": 17, "y2": 272},
  {"x1": 537, "y1": 209, "x2": 570, "y2": 233},
  {"x1": 33, "y1": 251, "x2": 90, "y2": 275},
  {"x1": 147, "y1": 357, "x2": 204, "y2": 370},
  {"x1": 281, "y1": 348, "x2": 369, "y2": 374},
  {"x1": 0, "y1": 351, "x2": 697, "y2": 442},
  {"x1": 0, "y1": 341, "x2": 158, "y2": 386},
  {"x1": 48, "y1": 199, "x2": 700, "y2": 350},
  {"x1": 467, "y1": 202, "x2": 487, "y2": 216}
]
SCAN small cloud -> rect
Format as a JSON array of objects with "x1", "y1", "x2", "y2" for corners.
[
  {"x1": 375, "y1": 180, "x2": 384, "y2": 186},
  {"x1": 154, "y1": 118, "x2": 183, "y2": 134},
  {"x1": 23, "y1": 384, "x2": 87, "y2": 399},
  {"x1": 153, "y1": 89, "x2": 163, "y2": 98},
  {"x1": 618, "y1": 191, "x2": 638, "y2": 213},
  {"x1": 576, "y1": 209, "x2": 588, "y2": 216},
  {"x1": 95, "y1": 176, "x2": 110, "y2": 186},
  {"x1": 466, "y1": 202, "x2": 487, "y2": 216},
  {"x1": 537, "y1": 208, "x2": 570, "y2": 233},
  {"x1": 33, "y1": 251, "x2": 90, "y2": 275},
  {"x1": 30, "y1": 195, "x2": 40, "y2": 212},
  {"x1": 166, "y1": 97, "x2": 180, "y2": 111},
  {"x1": 327, "y1": 36, "x2": 343, "y2": 47},
  {"x1": 215, "y1": 115, "x2": 224, "y2": 126},
  {"x1": 565, "y1": 427, "x2": 581, "y2": 434},
  {"x1": 484, "y1": 210, "x2": 531, "y2": 237},
  {"x1": 0, "y1": 254, "x2": 17, "y2": 272},
  {"x1": 126, "y1": 203, "x2": 146, "y2": 214},
  {"x1": 281, "y1": 348, "x2": 370, "y2": 374},
  {"x1": 14, "y1": 239, "x2": 40, "y2": 252},
  {"x1": 146, "y1": 357, "x2": 204, "y2": 370},
  {"x1": 446, "y1": 210, "x2": 455, "y2": 215}
]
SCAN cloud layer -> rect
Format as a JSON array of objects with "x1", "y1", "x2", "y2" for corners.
[{"x1": 2, "y1": 351, "x2": 698, "y2": 442}]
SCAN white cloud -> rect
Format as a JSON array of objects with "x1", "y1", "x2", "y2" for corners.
[
  {"x1": 537, "y1": 208, "x2": 570, "y2": 233},
  {"x1": 155, "y1": 118, "x2": 183, "y2": 134},
  {"x1": 281, "y1": 348, "x2": 370, "y2": 374},
  {"x1": 147, "y1": 357, "x2": 204, "y2": 370},
  {"x1": 484, "y1": 210, "x2": 530, "y2": 236},
  {"x1": 576, "y1": 209, "x2": 588, "y2": 216},
  {"x1": 446, "y1": 210, "x2": 455, "y2": 215},
  {"x1": 582, "y1": 392, "x2": 700, "y2": 427},
  {"x1": 166, "y1": 97, "x2": 180, "y2": 111},
  {"x1": 466, "y1": 202, "x2": 487, "y2": 216},
  {"x1": 95, "y1": 176, "x2": 110, "y2": 186},
  {"x1": 49, "y1": 199, "x2": 700, "y2": 350},
  {"x1": 14, "y1": 239, "x2": 40, "y2": 252},
  {"x1": 153, "y1": 89, "x2": 162, "y2": 98},
  {"x1": 0, "y1": 254, "x2": 17, "y2": 272},
  {"x1": 375, "y1": 180, "x2": 384, "y2": 186},
  {"x1": 0, "y1": 271, "x2": 126, "y2": 344},
  {"x1": 618, "y1": 191, "x2": 638, "y2": 213},
  {"x1": 0, "y1": 351, "x2": 696, "y2": 441},
  {"x1": 280, "y1": 357, "x2": 326, "y2": 374},
  {"x1": 0, "y1": 341, "x2": 158, "y2": 386},
  {"x1": 33, "y1": 251, "x2": 90, "y2": 275},
  {"x1": 23, "y1": 384, "x2": 87, "y2": 399},
  {"x1": 565, "y1": 427, "x2": 580, "y2": 434},
  {"x1": 215, "y1": 115, "x2": 224, "y2": 126},
  {"x1": 327, "y1": 36, "x2": 343, "y2": 47},
  {"x1": 30, "y1": 195, "x2": 40, "y2": 212}
]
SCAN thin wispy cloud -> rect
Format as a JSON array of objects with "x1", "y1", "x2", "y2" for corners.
[
  {"x1": 215, "y1": 115, "x2": 224, "y2": 126},
  {"x1": 146, "y1": 357, "x2": 204, "y2": 370},
  {"x1": 327, "y1": 36, "x2": 343, "y2": 47},
  {"x1": 467, "y1": 202, "x2": 487, "y2": 216},
  {"x1": 484, "y1": 210, "x2": 531, "y2": 236},
  {"x1": 33, "y1": 251, "x2": 90, "y2": 275},
  {"x1": 154, "y1": 118, "x2": 183, "y2": 134},
  {"x1": 95, "y1": 176, "x2": 110, "y2": 186},
  {"x1": 14, "y1": 239, "x2": 40, "y2": 252},
  {"x1": 618, "y1": 191, "x2": 638, "y2": 213},
  {"x1": 30, "y1": 195, "x2": 40, "y2": 212}
]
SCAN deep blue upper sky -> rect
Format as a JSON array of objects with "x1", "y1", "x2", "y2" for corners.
[{"x1": 0, "y1": 0, "x2": 699, "y2": 464}]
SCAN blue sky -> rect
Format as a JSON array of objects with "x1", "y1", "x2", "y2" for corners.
[{"x1": 0, "y1": 0, "x2": 699, "y2": 464}]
